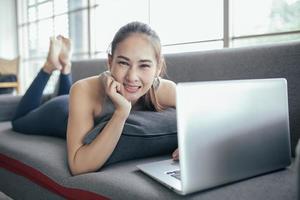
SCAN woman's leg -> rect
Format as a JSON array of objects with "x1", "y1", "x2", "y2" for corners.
[
  {"x1": 57, "y1": 36, "x2": 73, "y2": 96},
  {"x1": 57, "y1": 73, "x2": 72, "y2": 95},
  {"x1": 11, "y1": 68, "x2": 69, "y2": 138},
  {"x1": 12, "y1": 95, "x2": 69, "y2": 138},
  {"x1": 12, "y1": 36, "x2": 72, "y2": 137},
  {"x1": 13, "y1": 69, "x2": 50, "y2": 120},
  {"x1": 12, "y1": 35, "x2": 63, "y2": 120}
]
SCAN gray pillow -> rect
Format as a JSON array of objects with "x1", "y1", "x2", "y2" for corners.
[{"x1": 83, "y1": 108, "x2": 178, "y2": 166}]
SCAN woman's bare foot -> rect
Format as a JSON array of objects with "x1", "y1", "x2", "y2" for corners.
[
  {"x1": 43, "y1": 36, "x2": 63, "y2": 74},
  {"x1": 58, "y1": 35, "x2": 72, "y2": 74}
]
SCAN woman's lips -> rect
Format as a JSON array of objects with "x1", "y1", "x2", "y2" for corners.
[{"x1": 124, "y1": 84, "x2": 141, "y2": 93}]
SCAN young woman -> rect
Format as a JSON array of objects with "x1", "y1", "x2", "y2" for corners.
[{"x1": 12, "y1": 22, "x2": 179, "y2": 175}]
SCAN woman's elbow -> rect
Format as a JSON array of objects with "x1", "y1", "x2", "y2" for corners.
[
  {"x1": 68, "y1": 160, "x2": 104, "y2": 176},
  {"x1": 68, "y1": 164, "x2": 83, "y2": 176},
  {"x1": 68, "y1": 160, "x2": 89, "y2": 176}
]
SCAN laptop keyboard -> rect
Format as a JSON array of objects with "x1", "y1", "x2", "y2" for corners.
[{"x1": 166, "y1": 170, "x2": 181, "y2": 180}]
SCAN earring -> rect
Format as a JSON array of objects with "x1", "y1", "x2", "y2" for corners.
[{"x1": 153, "y1": 76, "x2": 160, "y2": 90}]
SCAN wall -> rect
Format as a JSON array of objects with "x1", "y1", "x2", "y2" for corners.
[{"x1": 0, "y1": 0, "x2": 18, "y2": 59}]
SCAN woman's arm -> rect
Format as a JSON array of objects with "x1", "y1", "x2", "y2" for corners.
[
  {"x1": 67, "y1": 80, "x2": 130, "y2": 175},
  {"x1": 156, "y1": 79, "x2": 179, "y2": 160}
]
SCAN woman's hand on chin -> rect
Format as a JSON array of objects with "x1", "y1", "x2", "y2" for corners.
[{"x1": 102, "y1": 72, "x2": 132, "y2": 117}]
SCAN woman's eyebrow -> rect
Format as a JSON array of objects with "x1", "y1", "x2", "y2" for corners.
[
  {"x1": 139, "y1": 59, "x2": 153, "y2": 63},
  {"x1": 117, "y1": 56, "x2": 153, "y2": 64},
  {"x1": 116, "y1": 55, "x2": 130, "y2": 61}
]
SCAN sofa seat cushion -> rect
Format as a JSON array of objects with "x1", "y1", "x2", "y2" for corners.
[
  {"x1": 0, "y1": 122, "x2": 107, "y2": 200},
  {"x1": 0, "y1": 121, "x2": 297, "y2": 200}
]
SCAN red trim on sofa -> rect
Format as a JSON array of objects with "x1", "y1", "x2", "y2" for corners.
[{"x1": 0, "y1": 153, "x2": 109, "y2": 200}]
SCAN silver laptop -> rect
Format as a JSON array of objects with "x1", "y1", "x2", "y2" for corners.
[{"x1": 137, "y1": 78, "x2": 291, "y2": 195}]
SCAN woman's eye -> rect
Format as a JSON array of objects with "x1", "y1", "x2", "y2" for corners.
[
  {"x1": 118, "y1": 61, "x2": 129, "y2": 66},
  {"x1": 140, "y1": 64, "x2": 150, "y2": 68}
]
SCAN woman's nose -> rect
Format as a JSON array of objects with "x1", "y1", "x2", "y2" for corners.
[{"x1": 126, "y1": 68, "x2": 139, "y2": 82}]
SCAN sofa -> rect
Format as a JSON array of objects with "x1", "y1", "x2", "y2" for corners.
[{"x1": 0, "y1": 41, "x2": 299, "y2": 200}]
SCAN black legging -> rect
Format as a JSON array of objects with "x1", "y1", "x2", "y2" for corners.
[{"x1": 11, "y1": 69, "x2": 72, "y2": 138}]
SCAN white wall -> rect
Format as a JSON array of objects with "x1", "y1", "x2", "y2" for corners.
[{"x1": 0, "y1": 0, "x2": 18, "y2": 59}]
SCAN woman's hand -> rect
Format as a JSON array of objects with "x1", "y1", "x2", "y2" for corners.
[
  {"x1": 172, "y1": 148, "x2": 179, "y2": 161},
  {"x1": 102, "y1": 72, "x2": 132, "y2": 117}
]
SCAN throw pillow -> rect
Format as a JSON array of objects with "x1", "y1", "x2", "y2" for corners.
[{"x1": 83, "y1": 108, "x2": 178, "y2": 166}]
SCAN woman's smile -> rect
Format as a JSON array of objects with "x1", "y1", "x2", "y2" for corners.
[{"x1": 123, "y1": 83, "x2": 142, "y2": 93}]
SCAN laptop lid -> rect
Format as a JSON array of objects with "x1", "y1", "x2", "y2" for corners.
[{"x1": 177, "y1": 78, "x2": 291, "y2": 194}]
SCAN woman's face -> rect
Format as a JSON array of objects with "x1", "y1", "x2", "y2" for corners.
[{"x1": 108, "y1": 33, "x2": 160, "y2": 104}]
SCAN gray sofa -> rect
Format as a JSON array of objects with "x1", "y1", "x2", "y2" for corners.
[{"x1": 0, "y1": 41, "x2": 299, "y2": 200}]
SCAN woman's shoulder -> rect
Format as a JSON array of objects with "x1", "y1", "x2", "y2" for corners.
[
  {"x1": 70, "y1": 75, "x2": 105, "y2": 101},
  {"x1": 71, "y1": 75, "x2": 101, "y2": 92},
  {"x1": 72, "y1": 75, "x2": 99, "y2": 86},
  {"x1": 159, "y1": 78, "x2": 176, "y2": 88},
  {"x1": 158, "y1": 78, "x2": 176, "y2": 95},
  {"x1": 70, "y1": 75, "x2": 105, "y2": 116},
  {"x1": 156, "y1": 78, "x2": 176, "y2": 107}
]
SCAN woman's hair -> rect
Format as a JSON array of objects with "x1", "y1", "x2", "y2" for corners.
[{"x1": 108, "y1": 21, "x2": 167, "y2": 111}]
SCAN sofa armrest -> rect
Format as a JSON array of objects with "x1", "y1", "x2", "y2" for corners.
[
  {"x1": 0, "y1": 94, "x2": 22, "y2": 121},
  {"x1": 0, "y1": 94, "x2": 53, "y2": 122}
]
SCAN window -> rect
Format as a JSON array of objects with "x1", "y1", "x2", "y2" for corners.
[
  {"x1": 17, "y1": 0, "x2": 300, "y2": 93},
  {"x1": 231, "y1": 0, "x2": 300, "y2": 46},
  {"x1": 18, "y1": 0, "x2": 90, "y2": 92},
  {"x1": 92, "y1": 0, "x2": 149, "y2": 57},
  {"x1": 150, "y1": 0, "x2": 223, "y2": 46}
]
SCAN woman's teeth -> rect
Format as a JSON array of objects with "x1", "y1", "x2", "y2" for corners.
[{"x1": 124, "y1": 84, "x2": 141, "y2": 93}]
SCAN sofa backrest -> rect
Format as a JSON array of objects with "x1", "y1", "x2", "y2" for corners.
[{"x1": 71, "y1": 41, "x2": 300, "y2": 156}]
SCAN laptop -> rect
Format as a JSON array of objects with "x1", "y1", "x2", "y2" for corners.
[{"x1": 137, "y1": 78, "x2": 291, "y2": 195}]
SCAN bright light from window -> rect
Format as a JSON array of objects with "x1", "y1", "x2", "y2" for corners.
[
  {"x1": 54, "y1": 14, "x2": 69, "y2": 37},
  {"x1": 38, "y1": 19, "x2": 53, "y2": 56},
  {"x1": 16, "y1": 0, "x2": 300, "y2": 93},
  {"x1": 93, "y1": 0, "x2": 149, "y2": 53},
  {"x1": 38, "y1": 1, "x2": 53, "y2": 19},
  {"x1": 163, "y1": 41, "x2": 223, "y2": 54},
  {"x1": 54, "y1": 0, "x2": 68, "y2": 15},
  {"x1": 69, "y1": 10, "x2": 88, "y2": 54},
  {"x1": 150, "y1": 0, "x2": 223, "y2": 45},
  {"x1": 232, "y1": 0, "x2": 300, "y2": 36},
  {"x1": 28, "y1": 7, "x2": 36, "y2": 22}
]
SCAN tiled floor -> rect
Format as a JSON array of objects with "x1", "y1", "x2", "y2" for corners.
[{"x1": 0, "y1": 191, "x2": 13, "y2": 200}]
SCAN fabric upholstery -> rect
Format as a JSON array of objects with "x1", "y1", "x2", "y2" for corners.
[
  {"x1": 0, "y1": 169, "x2": 64, "y2": 200},
  {"x1": 0, "y1": 122, "x2": 297, "y2": 200},
  {"x1": 0, "y1": 122, "x2": 107, "y2": 200},
  {"x1": 0, "y1": 94, "x2": 52, "y2": 122},
  {"x1": 71, "y1": 59, "x2": 107, "y2": 83},
  {"x1": 84, "y1": 108, "x2": 177, "y2": 165},
  {"x1": 0, "y1": 94, "x2": 22, "y2": 121}
]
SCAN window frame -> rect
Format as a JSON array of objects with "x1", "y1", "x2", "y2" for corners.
[{"x1": 16, "y1": 0, "x2": 300, "y2": 93}]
